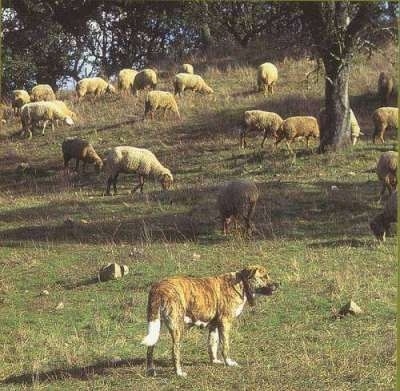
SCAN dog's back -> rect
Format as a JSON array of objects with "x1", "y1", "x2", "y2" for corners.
[{"x1": 142, "y1": 273, "x2": 237, "y2": 346}]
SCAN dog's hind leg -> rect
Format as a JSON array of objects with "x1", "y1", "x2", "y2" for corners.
[
  {"x1": 167, "y1": 321, "x2": 186, "y2": 377},
  {"x1": 146, "y1": 346, "x2": 156, "y2": 376},
  {"x1": 218, "y1": 320, "x2": 240, "y2": 367},
  {"x1": 208, "y1": 327, "x2": 223, "y2": 364}
]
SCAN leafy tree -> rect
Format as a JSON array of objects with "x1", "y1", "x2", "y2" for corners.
[{"x1": 300, "y1": 1, "x2": 397, "y2": 152}]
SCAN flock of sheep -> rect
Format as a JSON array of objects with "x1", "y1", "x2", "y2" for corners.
[{"x1": 1, "y1": 61, "x2": 398, "y2": 240}]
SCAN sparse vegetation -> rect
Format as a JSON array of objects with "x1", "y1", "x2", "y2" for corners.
[{"x1": 0, "y1": 41, "x2": 396, "y2": 391}]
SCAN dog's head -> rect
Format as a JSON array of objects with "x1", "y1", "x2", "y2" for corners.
[{"x1": 237, "y1": 265, "x2": 279, "y2": 307}]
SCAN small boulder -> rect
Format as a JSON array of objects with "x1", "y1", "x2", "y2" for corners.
[
  {"x1": 98, "y1": 263, "x2": 129, "y2": 282},
  {"x1": 335, "y1": 300, "x2": 363, "y2": 318}
]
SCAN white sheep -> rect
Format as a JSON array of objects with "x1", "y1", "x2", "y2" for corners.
[
  {"x1": 20, "y1": 102, "x2": 74, "y2": 139},
  {"x1": 173, "y1": 73, "x2": 214, "y2": 97},
  {"x1": 372, "y1": 107, "x2": 398, "y2": 144},
  {"x1": 131, "y1": 69, "x2": 157, "y2": 96},
  {"x1": 104, "y1": 146, "x2": 173, "y2": 195},
  {"x1": 76, "y1": 77, "x2": 116, "y2": 102},
  {"x1": 318, "y1": 107, "x2": 363, "y2": 145},
  {"x1": 257, "y1": 62, "x2": 278, "y2": 96},
  {"x1": 144, "y1": 91, "x2": 181, "y2": 120},
  {"x1": 118, "y1": 69, "x2": 138, "y2": 95},
  {"x1": 12, "y1": 90, "x2": 31, "y2": 115},
  {"x1": 180, "y1": 63, "x2": 194, "y2": 74},
  {"x1": 240, "y1": 110, "x2": 283, "y2": 148},
  {"x1": 31, "y1": 84, "x2": 56, "y2": 101},
  {"x1": 275, "y1": 116, "x2": 320, "y2": 154}
]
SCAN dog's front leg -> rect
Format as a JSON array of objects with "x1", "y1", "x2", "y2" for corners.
[
  {"x1": 208, "y1": 327, "x2": 223, "y2": 364},
  {"x1": 219, "y1": 320, "x2": 240, "y2": 367}
]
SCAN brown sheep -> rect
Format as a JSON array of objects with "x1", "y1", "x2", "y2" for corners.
[
  {"x1": 372, "y1": 107, "x2": 398, "y2": 144},
  {"x1": 376, "y1": 151, "x2": 398, "y2": 200},
  {"x1": 370, "y1": 190, "x2": 397, "y2": 241},
  {"x1": 275, "y1": 116, "x2": 320, "y2": 154},
  {"x1": 217, "y1": 180, "x2": 259, "y2": 235},
  {"x1": 240, "y1": 110, "x2": 283, "y2": 149},
  {"x1": 62, "y1": 137, "x2": 103, "y2": 173},
  {"x1": 378, "y1": 72, "x2": 395, "y2": 106}
]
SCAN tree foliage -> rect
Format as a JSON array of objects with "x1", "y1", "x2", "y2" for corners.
[{"x1": 1, "y1": 1, "x2": 397, "y2": 97}]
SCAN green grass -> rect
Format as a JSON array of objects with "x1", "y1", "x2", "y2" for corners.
[{"x1": 0, "y1": 46, "x2": 397, "y2": 390}]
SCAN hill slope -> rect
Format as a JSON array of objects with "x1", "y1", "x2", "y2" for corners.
[{"x1": 0, "y1": 47, "x2": 396, "y2": 390}]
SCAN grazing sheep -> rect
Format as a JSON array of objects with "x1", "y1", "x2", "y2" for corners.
[
  {"x1": 118, "y1": 69, "x2": 138, "y2": 95},
  {"x1": 376, "y1": 151, "x2": 398, "y2": 200},
  {"x1": 217, "y1": 180, "x2": 259, "y2": 235},
  {"x1": 62, "y1": 137, "x2": 103, "y2": 173},
  {"x1": 104, "y1": 146, "x2": 173, "y2": 195},
  {"x1": 173, "y1": 73, "x2": 214, "y2": 96},
  {"x1": 180, "y1": 63, "x2": 194, "y2": 74},
  {"x1": 131, "y1": 69, "x2": 157, "y2": 96},
  {"x1": 275, "y1": 116, "x2": 320, "y2": 154},
  {"x1": 372, "y1": 107, "x2": 398, "y2": 144},
  {"x1": 76, "y1": 77, "x2": 116, "y2": 102},
  {"x1": 144, "y1": 91, "x2": 180, "y2": 120},
  {"x1": 378, "y1": 72, "x2": 395, "y2": 106},
  {"x1": 31, "y1": 84, "x2": 56, "y2": 102},
  {"x1": 257, "y1": 62, "x2": 278, "y2": 96},
  {"x1": 370, "y1": 190, "x2": 397, "y2": 241},
  {"x1": 318, "y1": 107, "x2": 363, "y2": 145},
  {"x1": 240, "y1": 110, "x2": 283, "y2": 148},
  {"x1": 20, "y1": 101, "x2": 74, "y2": 139},
  {"x1": 12, "y1": 90, "x2": 31, "y2": 115}
]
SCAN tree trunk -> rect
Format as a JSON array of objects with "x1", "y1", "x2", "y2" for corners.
[{"x1": 319, "y1": 57, "x2": 351, "y2": 152}]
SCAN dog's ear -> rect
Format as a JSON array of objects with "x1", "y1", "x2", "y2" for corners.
[{"x1": 238, "y1": 268, "x2": 257, "y2": 307}]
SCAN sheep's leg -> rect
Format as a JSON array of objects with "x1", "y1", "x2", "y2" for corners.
[
  {"x1": 63, "y1": 155, "x2": 70, "y2": 169},
  {"x1": 106, "y1": 176, "x2": 113, "y2": 195},
  {"x1": 42, "y1": 120, "x2": 49, "y2": 135},
  {"x1": 113, "y1": 174, "x2": 119, "y2": 193},
  {"x1": 163, "y1": 108, "x2": 167, "y2": 119},
  {"x1": 239, "y1": 129, "x2": 246, "y2": 149},
  {"x1": 261, "y1": 132, "x2": 268, "y2": 148},
  {"x1": 132, "y1": 175, "x2": 144, "y2": 193},
  {"x1": 286, "y1": 140, "x2": 294, "y2": 155},
  {"x1": 306, "y1": 137, "x2": 310, "y2": 149}
]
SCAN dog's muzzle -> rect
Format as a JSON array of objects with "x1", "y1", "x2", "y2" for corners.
[{"x1": 255, "y1": 282, "x2": 280, "y2": 296}]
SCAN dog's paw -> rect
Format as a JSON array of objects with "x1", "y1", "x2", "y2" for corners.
[
  {"x1": 146, "y1": 368, "x2": 157, "y2": 377},
  {"x1": 176, "y1": 369, "x2": 187, "y2": 377},
  {"x1": 225, "y1": 358, "x2": 240, "y2": 367},
  {"x1": 211, "y1": 359, "x2": 224, "y2": 365}
]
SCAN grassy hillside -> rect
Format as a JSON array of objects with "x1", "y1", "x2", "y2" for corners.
[{"x1": 0, "y1": 44, "x2": 397, "y2": 390}]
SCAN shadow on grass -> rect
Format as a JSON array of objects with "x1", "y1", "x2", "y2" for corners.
[
  {"x1": 0, "y1": 177, "x2": 382, "y2": 246},
  {"x1": 308, "y1": 238, "x2": 369, "y2": 249},
  {"x1": 0, "y1": 357, "x2": 174, "y2": 385}
]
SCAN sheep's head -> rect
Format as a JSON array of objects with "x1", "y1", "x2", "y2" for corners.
[
  {"x1": 160, "y1": 172, "x2": 173, "y2": 190},
  {"x1": 370, "y1": 214, "x2": 387, "y2": 241},
  {"x1": 107, "y1": 84, "x2": 116, "y2": 94},
  {"x1": 95, "y1": 159, "x2": 104, "y2": 173},
  {"x1": 203, "y1": 85, "x2": 214, "y2": 94},
  {"x1": 64, "y1": 117, "x2": 74, "y2": 126}
]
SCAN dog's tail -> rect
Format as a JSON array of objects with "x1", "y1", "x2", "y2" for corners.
[{"x1": 141, "y1": 293, "x2": 161, "y2": 346}]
